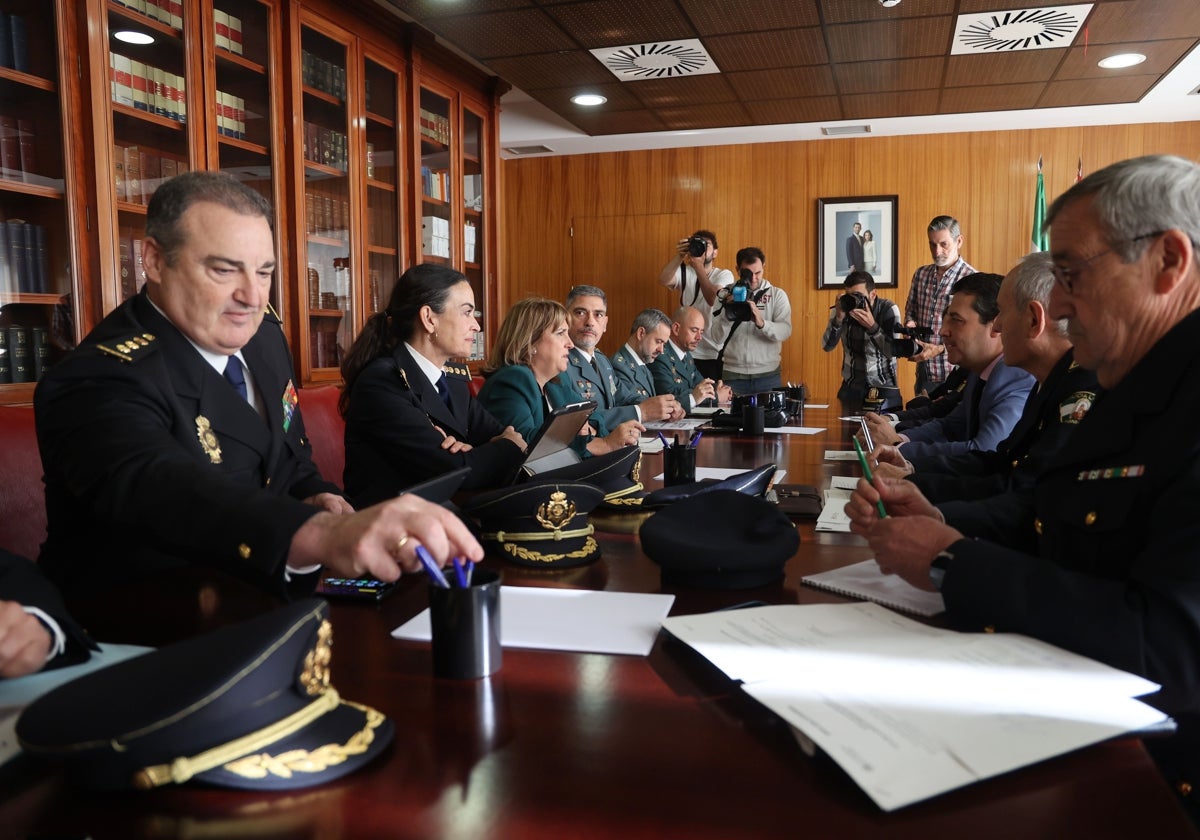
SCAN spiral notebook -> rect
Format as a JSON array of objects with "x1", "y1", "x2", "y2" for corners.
[{"x1": 801, "y1": 559, "x2": 945, "y2": 617}]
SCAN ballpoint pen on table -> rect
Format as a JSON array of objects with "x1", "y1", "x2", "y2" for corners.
[
  {"x1": 415, "y1": 544, "x2": 451, "y2": 588},
  {"x1": 451, "y1": 557, "x2": 468, "y2": 588},
  {"x1": 858, "y1": 415, "x2": 875, "y2": 454},
  {"x1": 852, "y1": 437, "x2": 888, "y2": 519},
  {"x1": 689, "y1": 431, "x2": 703, "y2": 449},
  {"x1": 656, "y1": 431, "x2": 670, "y2": 449}
]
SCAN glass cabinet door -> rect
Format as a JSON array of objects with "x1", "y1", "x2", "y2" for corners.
[
  {"x1": 418, "y1": 85, "x2": 453, "y2": 266},
  {"x1": 462, "y1": 105, "x2": 486, "y2": 361},
  {"x1": 363, "y1": 54, "x2": 400, "y2": 318},
  {"x1": 299, "y1": 21, "x2": 352, "y2": 377}
]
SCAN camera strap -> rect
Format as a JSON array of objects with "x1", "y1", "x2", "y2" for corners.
[{"x1": 679, "y1": 263, "x2": 701, "y2": 307}]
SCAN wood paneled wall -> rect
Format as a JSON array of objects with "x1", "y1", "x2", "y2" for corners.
[{"x1": 500, "y1": 122, "x2": 1200, "y2": 405}]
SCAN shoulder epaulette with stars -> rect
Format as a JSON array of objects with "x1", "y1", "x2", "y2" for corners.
[
  {"x1": 96, "y1": 332, "x2": 158, "y2": 363},
  {"x1": 443, "y1": 362, "x2": 472, "y2": 380}
]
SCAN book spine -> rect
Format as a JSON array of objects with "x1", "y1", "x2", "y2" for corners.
[
  {"x1": 119, "y1": 228, "x2": 134, "y2": 300},
  {"x1": 0, "y1": 15, "x2": 11, "y2": 70},
  {"x1": 123, "y1": 145, "x2": 141, "y2": 205},
  {"x1": 19, "y1": 222, "x2": 34, "y2": 293},
  {"x1": 9, "y1": 13, "x2": 27, "y2": 74},
  {"x1": 0, "y1": 115, "x2": 18, "y2": 179},
  {"x1": 130, "y1": 60, "x2": 148, "y2": 111},
  {"x1": 33, "y1": 224, "x2": 46, "y2": 293},
  {"x1": 17, "y1": 118, "x2": 36, "y2": 183},
  {"x1": 0, "y1": 327, "x2": 9, "y2": 383},
  {"x1": 214, "y1": 10, "x2": 230, "y2": 51},
  {"x1": 31, "y1": 326, "x2": 50, "y2": 381},
  {"x1": 0, "y1": 221, "x2": 10, "y2": 295},
  {"x1": 7, "y1": 325, "x2": 31, "y2": 383},
  {"x1": 228, "y1": 15, "x2": 243, "y2": 55}
]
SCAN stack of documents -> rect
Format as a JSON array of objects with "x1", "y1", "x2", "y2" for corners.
[
  {"x1": 662, "y1": 602, "x2": 1169, "y2": 811},
  {"x1": 814, "y1": 487, "x2": 852, "y2": 532}
]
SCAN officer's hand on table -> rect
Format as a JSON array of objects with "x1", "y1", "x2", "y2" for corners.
[
  {"x1": 864, "y1": 412, "x2": 902, "y2": 446},
  {"x1": 305, "y1": 492, "x2": 355, "y2": 515},
  {"x1": 692, "y1": 379, "x2": 716, "y2": 405},
  {"x1": 641, "y1": 394, "x2": 681, "y2": 422},
  {"x1": 870, "y1": 444, "x2": 912, "y2": 476},
  {"x1": 591, "y1": 420, "x2": 644, "y2": 455},
  {"x1": 0, "y1": 600, "x2": 53, "y2": 678},
  {"x1": 845, "y1": 475, "x2": 941, "y2": 530},
  {"x1": 289, "y1": 494, "x2": 483, "y2": 581},
  {"x1": 860, "y1": 518, "x2": 962, "y2": 593}
]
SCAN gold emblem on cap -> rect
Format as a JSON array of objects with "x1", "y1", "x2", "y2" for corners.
[
  {"x1": 536, "y1": 489, "x2": 576, "y2": 531},
  {"x1": 300, "y1": 619, "x2": 334, "y2": 696},
  {"x1": 196, "y1": 416, "x2": 222, "y2": 464},
  {"x1": 1084, "y1": 511, "x2": 1097, "y2": 526},
  {"x1": 630, "y1": 452, "x2": 642, "y2": 484}
]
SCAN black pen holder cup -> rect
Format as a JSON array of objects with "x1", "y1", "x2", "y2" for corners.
[
  {"x1": 742, "y1": 404, "x2": 766, "y2": 436},
  {"x1": 662, "y1": 446, "x2": 697, "y2": 486},
  {"x1": 786, "y1": 399, "x2": 804, "y2": 423},
  {"x1": 430, "y1": 570, "x2": 502, "y2": 680}
]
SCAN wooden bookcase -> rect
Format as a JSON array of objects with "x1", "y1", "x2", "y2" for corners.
[{"x1": 0, "y1": 0, "x2": 501, "y2": 403}]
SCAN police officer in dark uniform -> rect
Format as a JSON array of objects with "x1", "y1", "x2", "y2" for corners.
[
  {"x1": 35, "y1": 172, "x2": 480, "y2": 642},
  {"x1": 845, "y1": 155, "x2": 1200, "y2": 823}
]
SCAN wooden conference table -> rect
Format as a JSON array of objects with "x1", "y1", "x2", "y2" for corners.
[{"x1": 3, "y1": 407, "x2": 1195, "y2": 838}]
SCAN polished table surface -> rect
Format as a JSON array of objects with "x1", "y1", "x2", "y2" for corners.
[{"x1": 4, "y1": 408, "x2": 1196, "y2": 838}]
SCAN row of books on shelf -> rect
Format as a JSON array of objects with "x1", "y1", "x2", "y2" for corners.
[
  {"x1": 215, "y1": 91, "x2": 248, "y2": 141},
  {"x1": 109, "y1": 53, "x2": 188, "y2": 125},
  {"x1": 310, "y1": 330, "x2": 343, "y2": 370},
  {"x1": 422, "y1": 216, "x2": 451, "y2": 260},
  {"x1": 0, "y1": 13, "x2": 29, "y2": 74},
  {"x1": 305, "y1": 191, "x2": 350, "y2": 239},
  {"x1": 118, "y1": 229, "x2": 147, "y2": 302},
  {"x1": 419, "y1": 108, "x2": 451, "y2": 145},
  {"x1": 0, "y1": 115, "x2": 41, "y2": 185},
  {"x1": 301, "y1": 50, "x2": 346, "y2": 100},
  {"x1": 306, "y1": 257, "x2": 351, "y2": 310},
  {"x1": 0, "y1": 221, "x2": 49, "y2": 296},
  {"x1": 303, "y1": 122, "x2": 348, "y2": 172},
  {"x1": 421, "y1": 167, "x2": 450, "y2": 202},
  {"x1": 213, "y1": 10, "x2": 245, "y2": 55},
  {"x1": 112, "y1": 0, "x2": 183, "y2": 30},
  {"x1": 0, "y1": 325, "x2": 52, "y2": 384},
  {"x1": 114, "y1": 144, "x2": 190, "y2": 206}
]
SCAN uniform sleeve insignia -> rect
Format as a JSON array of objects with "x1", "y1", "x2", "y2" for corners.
[
  {"x1": 282, "y1": 380, "x2": 299, "y2": 433},
  {"x1": 196, "y1": 416, "x2": 222, "y2": 464},
  {"x1": 1059, "y1": 391, "x2": 1096, "y2": 424},
  {"x1": 398, "y1": 368, "x2": 411, "y2": 390}
]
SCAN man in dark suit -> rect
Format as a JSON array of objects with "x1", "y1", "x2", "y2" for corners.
[
  {"x1": 845, "y1": 221, "x2": 864, "y2": 272},
  {"x1": 869, "y1": 273, "x2": 1035, "y2": 459},
  {"x1": 651, "y1": 305, "x2": 732, "y2": 409},
  {"x1": 35, "y1": 172, "x2": 480, "y2": 638},
  {"x1": 561, "y1": 285, "x2": 682, "y2": 428},
  {"x1": 0, "y1": 549, "x2": 94, "y2": 677},
  {"x1": 846, "y1": 155, "x2": 1200, "y2": 822}
]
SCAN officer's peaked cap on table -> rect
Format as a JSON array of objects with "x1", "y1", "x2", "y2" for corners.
[
  {"x1": 530, "y1": 445, "x2": 644, "y2": 509},
  {"x1": 640, "y1": 490, "x2": 799, "y2": 589},
  {"x1": 17, "y1": 599, "x2": 393, "y2": 791},
  {"x1": 465, "y1": 479, "x2": 604, "y2": 568}
]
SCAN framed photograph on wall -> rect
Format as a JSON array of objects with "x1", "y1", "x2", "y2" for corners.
[{"x1": 816, "y1": 195, "x2": 899, "y2": 289}]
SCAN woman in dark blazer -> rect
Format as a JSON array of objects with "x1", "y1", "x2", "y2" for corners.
[
  {"x1": 477, "y1": 297, "x2": 642, "y2": 455},
  {"x1": 340, "y1": 264, "x2": 526, "y2": 507}
]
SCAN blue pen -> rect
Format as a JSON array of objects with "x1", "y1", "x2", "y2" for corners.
[
  {"x1": 656, "y1": 431, "x2": 670, "y2": 449},
  {"x1": 463, "y1": 559, "x2": 475, "y2": 586},
  {"x1": 451, "y1": 557, "x2": 468, "y2": 588},
  {"x1": 415, "y1": 544, "x2": 451, "y2": 588},
  {"x1": 689, "y1": 431, "x2": 703, "y2": 449}
]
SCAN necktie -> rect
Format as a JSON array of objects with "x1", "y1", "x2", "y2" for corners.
[
  {"x1": 223, "y1": 355, "x2": 248, "y2": 402},
  {"x1": 436, "y1": 372, "x2": 452, "y2": 408}
]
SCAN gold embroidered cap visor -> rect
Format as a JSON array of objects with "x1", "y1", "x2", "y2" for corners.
[
  {"x1": 464, "y1": 479, "x2": 604, "y2": 568},
  {"x1": 16, "y1": 599, "x2": 394, "y2": 791}
]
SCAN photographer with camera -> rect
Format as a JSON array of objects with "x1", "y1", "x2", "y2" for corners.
[
  {"x1": 821, "y1": 270, "x2": 902, "y2": 413},
  {"x1": 708, "y1": 247, "x2": 792, "y2": 396},
  {"x1": 658, "y1": 230, "x2": 735, "y2": 380}
]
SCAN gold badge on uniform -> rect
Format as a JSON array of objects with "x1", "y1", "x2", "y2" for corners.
[
  {"x1": 1059, "y1": 391, "x2": 1096, "y2": 424},
  {"x1": 196, "y1": 416, "x2": 222, "y2": 464},
  {"x1": 536, "y1": 489, "x2": 576, "y2": 531}
]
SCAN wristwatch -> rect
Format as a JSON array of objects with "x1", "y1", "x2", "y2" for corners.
[{"x1": 929, "y1": 549, "x2": 953, "y2": 590}]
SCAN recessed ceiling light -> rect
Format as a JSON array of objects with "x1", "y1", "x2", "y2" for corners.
[
  {"x1": 114, "y1": 30, "x2": 155, "y2": 45},
  {"x1": 1098, "y1": 53, "x2": 1146, "y2": 69},
  {"x1": 571, "y1": 93, "x2": 607, "y2": 107}
]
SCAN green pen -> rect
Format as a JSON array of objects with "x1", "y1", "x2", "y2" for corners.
[{"x1": 852, "y1": 437, "x2": 889, "y2": 519}]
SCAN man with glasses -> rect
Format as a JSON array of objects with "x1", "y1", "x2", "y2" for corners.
[{"x1": 845, "y1": 155, "x2": 1200, "y2": 822}]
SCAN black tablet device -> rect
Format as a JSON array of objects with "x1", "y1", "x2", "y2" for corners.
[{"x1": 519, "y1": 400, "x2": 596, "y2": 477}]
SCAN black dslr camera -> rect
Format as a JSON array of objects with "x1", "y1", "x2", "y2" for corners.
[
  {"x1": 838, "y1": 291, "x2": 869, "y2": 314},
  {"x1": 721, "y1": 268, "x2": 755, "y2": 322},
  {"x1": 890, "y1": 326, "x2": 934, "y2": 358},
  {"x1": 686, "y1": 235, "x2": 708, "y2": 258}
]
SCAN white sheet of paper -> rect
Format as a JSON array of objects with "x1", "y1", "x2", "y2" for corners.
[
  {"x1": 661, "y1": 602, "x2": 1167, "y2": 811},
  {"x1": 802, "y1": 559, "x2": 946, "y2": 616},
  {"x1": 653, "y1": 468, "x2": 786, "y2": 483},
  {"x1": 815, "y1": 488, "x2": 852, "y2": 532},
  {"x1": 825, "y1": 450, "x2": 860, "y2": 461},
  {"x1": 638, "y1": 437, "x2": 665, "y2": 453},
  {"x1": 392, "y1": 587, "x2": 675, "y2": 656},
  {"x1": 805, "y1": 404, "x2": 830, "y2": 409},
  {"x1": 765, "y1": 426, "x2": 824, "y2": 435},
  {"x1": 689, "y1": 406, "x2": 723, "y2": 416},
  {"x1": 830, "y1": 475, "x2": 860, "y2": 490},
  {"x1": 642, "y1": 418, "x2": 708, "y2": 431}
]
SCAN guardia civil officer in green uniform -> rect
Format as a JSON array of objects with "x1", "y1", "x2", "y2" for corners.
[
  {"x1": 35, "y1": 172, "x2": 479, "y2": 642},
  {"x1": 846, "y1": 155, "x2": 1200, "y2": 824},
  {"x1": 651, "y1": 305, "x2": 732, "y2": 409},
  {"x1": 610, "y1": 308, "x2": 673, "y2": 403}
]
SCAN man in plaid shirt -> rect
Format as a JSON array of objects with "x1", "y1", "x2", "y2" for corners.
[{"x1": 904, "y1": 215, "x2": 976, "y2": 396}]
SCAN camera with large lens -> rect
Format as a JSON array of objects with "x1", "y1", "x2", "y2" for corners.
[
  {"x1": 838, "y1": 291, "x2": 869, "y2": 313},
  {"x1": 890, "y1": 326, "x2": 934, "y2": 358},
  {"x1": 686, "y1": 236, "x2": 708, "y2": 258},
  {"x1": 722, "y1": 268, "x2": 754, "y2": 322}
]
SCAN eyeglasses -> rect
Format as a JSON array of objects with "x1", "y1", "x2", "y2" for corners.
[{"x1": 1050, "y1": 231, "x2": 1163, "y2": 295}]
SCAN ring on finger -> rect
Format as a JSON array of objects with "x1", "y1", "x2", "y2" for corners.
[{"x1": 395, "y1": 535, "x2": 410, "y2": 554}]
